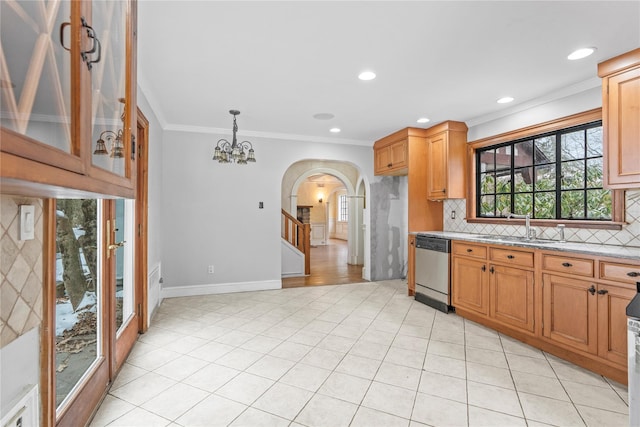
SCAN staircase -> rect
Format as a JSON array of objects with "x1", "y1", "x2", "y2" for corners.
[{"x1": 281, "y1": 209, "x2": 310, "y2": 275}]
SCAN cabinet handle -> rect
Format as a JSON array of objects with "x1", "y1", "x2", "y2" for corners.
[
  {"x1": 597, "y1": 289, "x2": 609, "y2": 295},
  {"x1": 562, "y1": 262, "x2": 572, "y2": 267},
  {"x1": 466, "y1": 249, "x2": 473, "y2": 252},
  {"x1": 387, "y1": 163, "x2": 392, "y2": 168},
  {"x1": 507, "y1": 255, "x2": 515, "y2": 259},
  {"x1": 627, "y1": 271, "x2": 640, "y2": 277},
  {"x1": 588, "y1": 285, "x2": 596, "y2": 295},
  {"x1": 489, "y1": 266, "x2": 495, "y2": 274},
  {"x1": 80, "y1": 17, "x2": 102, "y2": 70},
  {"x1": 481, "y1": 265, "x2": 486, "y2": 272}
]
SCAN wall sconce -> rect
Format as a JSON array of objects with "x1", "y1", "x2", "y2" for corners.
[
  {"x1": 318, "y1": 197, "x2": 323, "y2": 203},
  {"x1": 94, "y1": 98, "x2": 125, "y2": 158}
]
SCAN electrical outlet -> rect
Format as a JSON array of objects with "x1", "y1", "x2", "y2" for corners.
[
  {"x1": 451, "y1": 210, "x2": 456, "y2": 219},
  {"x1": 208, "y1": 265, "x2": 214, "y2": 274}
]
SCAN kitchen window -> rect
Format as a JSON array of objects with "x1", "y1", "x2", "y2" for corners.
[
  {"x1": 469, "y1": 109, "x2": 624, "y2": 227},
  {"x1": 476, "y1": 121, "x2": 611, "y2": 220}
]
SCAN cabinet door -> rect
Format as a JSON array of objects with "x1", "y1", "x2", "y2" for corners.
[
  {"x1": 389, "y1": 140, "x2": 408, "y2": 169},
  {"x1": 408, "y1": 235, "x2": 416, "y2": 296},
  {"x1": 427, "y1": 132, "x2": 448, "y2": 199},
  {"x1": 542, "y1": 274, "x2": 597, "y2": 354},
  {"x1": 88, "y1": 0, "x2": 136, "y2": 187},
  {"x1": 452, "y1": 257, "x2": 488, "y2": 315},
  {"x1": 0, "y1": 0, "x2": 85, "y2": 173},
  {"x1": 490, "y1": 265, "x2": 534, "y2": 333},
  {"x1": 374, "y1": 145, "x2": 392, "y2": 175},
  {"x1": 597, "y1": 282, "x2": 635, "y2": 366},
  {"x1": 604, "y1": 67, "x2": 640, "y2": 188}
]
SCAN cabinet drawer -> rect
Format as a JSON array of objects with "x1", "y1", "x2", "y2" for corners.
[
  {"x1": 453, "y1": 242, "x2": 487, "y2": 259},
  {"x1": 599, "y1": 261, "x2": 640, "y2": 284},
  {"x1": 542, "y1": 254, "x2": 594, "y2": 277},
  {"x1": 489, "y1": 247, "x2": 534, "y2": 267}
]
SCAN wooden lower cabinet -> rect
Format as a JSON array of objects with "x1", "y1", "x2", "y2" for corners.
[
  {"x1": 491, "y1": 265, "x2": 535, "y2": 333},
  {"x1": 408, "y1": 234, "x2": 416, "y2": 296},
  {"x1": 542, "y1": 274, "x2": 598, "y2": 354},
  {"x1": 452, "y1": 242, "x2": 637, "y2": 384},
  {"x1": 452, "y1": 256, "x2": 489, "y2": 315},
  {"x1": 597, "y1": 282, "x2": 637, "y2": 366}
]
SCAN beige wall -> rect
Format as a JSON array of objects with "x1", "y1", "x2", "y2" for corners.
[{"x1": 0, "y1": 195, "x2": 44, "y2": 348}]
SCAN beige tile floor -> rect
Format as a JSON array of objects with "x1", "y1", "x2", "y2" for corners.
[{"x1": 91, "y1": 280, "x2": 629, "y2": 427}]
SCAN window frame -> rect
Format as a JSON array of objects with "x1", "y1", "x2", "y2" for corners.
[
  {"x1": 466, "y1": 108, "x2": 625, "y2": 230},
  {"x1": 338, "y1": 194, "x2": 349, "y2": 222}
]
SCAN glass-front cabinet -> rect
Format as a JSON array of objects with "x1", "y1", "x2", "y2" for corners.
[{"x1": 0, "y1": 0, "x2": 137, "y2": 198}]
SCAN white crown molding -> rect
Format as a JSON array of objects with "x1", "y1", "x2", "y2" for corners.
[
  {"x1": 161, "y1": 279, "x2": 281, "y2": 298},
  {"x1": 163, "y1": 123, "x2": 373, "y2": 147},
  {"x1": 465, "y1": 77, "x2": 602, "y2": 129}
]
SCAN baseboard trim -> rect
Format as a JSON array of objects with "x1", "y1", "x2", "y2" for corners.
[{"x1": 161, "y1": 280, "x2": 282, "y2": 299}]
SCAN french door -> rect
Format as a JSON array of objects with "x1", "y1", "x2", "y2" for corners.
[{"x1": 47, "y1": 198, "x2": 138, "y2": 426}]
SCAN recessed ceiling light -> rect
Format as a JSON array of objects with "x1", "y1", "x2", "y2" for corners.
[
  {"x1": 358, "y1": 71, "x2": 376, "y2": 81},
  {"x1": 417, "y1": 117, "x2": 430, "y2": 124},
  {"x1": 568, "y1": 47, "x2": 596, "y2": 60},
  {"x1": 330, "y1": 128, "x2": 341, "y2": 133},
  {"x1": 313, "y1": 113, "x2": 334, "y2": 120},
  {"x1": 497, "y1": 97, "x2": 514, "y2": 104}
]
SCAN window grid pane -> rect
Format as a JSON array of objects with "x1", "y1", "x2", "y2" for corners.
[
  {"x1": 476, "y1": 121, "x2": 610, "y2": 221},
  {"x1": 338, "y1": 195, "x2": 348, "y2": 222}
]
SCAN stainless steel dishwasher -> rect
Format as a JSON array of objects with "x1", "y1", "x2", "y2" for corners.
[{"x1": 414, "y1": 235, "x2": 451, "y2": 313}]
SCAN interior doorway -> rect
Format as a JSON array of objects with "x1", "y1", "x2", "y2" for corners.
[{"x1": 281, "y1": 160, "x2": 368, "y2": 287}]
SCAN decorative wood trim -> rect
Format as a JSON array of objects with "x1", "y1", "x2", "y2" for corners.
[
  {"x1": 597, "y1": 47, "x2": 640, "y2": 77},
  {"x1": 465, "y1": 108, "x2": 626, "y2": 229},
  {"x1": 469, "y1": 108, "x2": 602, "y2": 148},
  {"x1": 136, "y1": 106, "x2": 149, "y2": 333},
  {"x1": 40, "y1": 199, "x2": 56, "y2": 427}
]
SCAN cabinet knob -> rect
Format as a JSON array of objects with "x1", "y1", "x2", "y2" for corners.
[
  {"x1": 627, "y1": 271, "x2": 640, "y2": 277},
  {"x1": 467, "y1": 249, "x2": 473, "y2": 252},
  {"x1": 562, "y1": 262, "x2": 572, "y2": 267},
  {"x1": 507, "y1": 255, "x2": 515, "y2": 259},
  {"x1": 387, "y1": 163, "x2": 392, "y2": 168},
  {"x1": 588, "y1": 285, "x2": 596, "y2": 295},
  {"x1": 597, "y1": 289, "x2": 609, "y2": 295},
  {"x1": 442, "y1": 188, "x2": 446, "y2": 193}
]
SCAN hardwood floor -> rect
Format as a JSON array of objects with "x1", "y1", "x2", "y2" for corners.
[{"x1": 282, "y1": 239, "x2": 366, "y2": 288}]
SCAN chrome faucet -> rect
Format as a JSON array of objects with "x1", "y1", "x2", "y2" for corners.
[{"x1": 507, "y1": 212, "x2": 533, "y2": 240}]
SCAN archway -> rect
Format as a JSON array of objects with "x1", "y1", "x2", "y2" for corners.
[{"x1": 281, "y1": 160, "x2": 369, "y2": 286}]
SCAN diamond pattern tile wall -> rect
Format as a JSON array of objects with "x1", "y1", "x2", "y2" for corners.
[
  {"x1": 444, "y1": 190, "x2": 640, "y2": 247},
  {"x1": 1, "y1": 196, "x2": 43, "y2": 348}
]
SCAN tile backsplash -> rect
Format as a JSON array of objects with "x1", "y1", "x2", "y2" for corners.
[
  {"x1": 1, "y1": 196, "x2": 44, "y2": 348},
  {"x1": 444, "y1": 190, "x2": 640, "y2": 248}
]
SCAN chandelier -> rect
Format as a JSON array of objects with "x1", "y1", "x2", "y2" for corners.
[
  {"x1": 213, "y1": 110, "x2": 256, "y2": 164},
  {"x1": 94, "y1": 98, "x2": 125, "y2": 158}
]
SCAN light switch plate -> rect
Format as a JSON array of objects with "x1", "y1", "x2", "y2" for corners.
[{"x1": 19, "y1": 205, "x2": 35, "y2": 241}]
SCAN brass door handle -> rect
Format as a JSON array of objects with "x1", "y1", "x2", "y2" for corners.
[{"x1": 108, "y1": 241, "x2": 126, "y2": 250}]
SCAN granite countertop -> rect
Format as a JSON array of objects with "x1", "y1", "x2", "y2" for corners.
[{"x1": 412, "y1": 231, "x2": 640, "y2": 261}]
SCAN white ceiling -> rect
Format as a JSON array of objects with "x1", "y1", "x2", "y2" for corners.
[{"x1": 137, "y1": 1, "x2": 640, "y2": 145}]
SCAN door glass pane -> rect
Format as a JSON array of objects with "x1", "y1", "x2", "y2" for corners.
[
  {"x1": 1, "y1": 0, "x2": 72, "y2": 151},
  {"x1": 91, "y1": 0, "x2": 127, "y2": 175},
  {"x1": 55, "y1": 199, "x2": 101, "y2": 408},
  {"x1": 115, "y1": 199, "x2": 135, "y2": 331}
]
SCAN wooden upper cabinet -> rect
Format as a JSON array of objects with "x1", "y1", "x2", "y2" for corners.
[
  {"x1": 374, "y1": 137, "x2": 408, "y2": 175},
  {"x1": 425, "y1": 121, "x2": 468, "y2": 200},
  {"x1": 0, "y1": 0, "x2": 137, "y2": 198},
  {"x1": 598, "y1": 48, "x2": 640, "y2": 189},
  {"x1": 1, "y1": 0, "x2": 84, "y2": 173}
]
